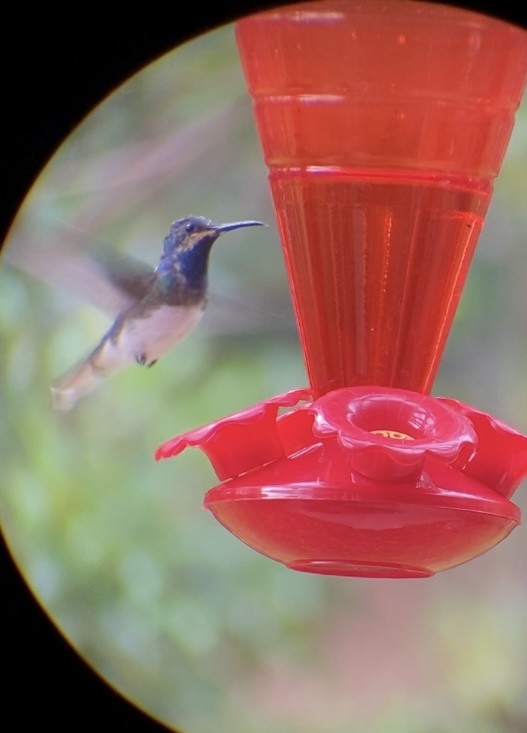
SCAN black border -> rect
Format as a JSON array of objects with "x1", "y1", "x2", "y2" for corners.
[
  {"x1": 2, "y1": 2, "x2": 526, "y2": 730},
  {"x1": 2, "y1": 1, "x2": 525, "y2": 244}
]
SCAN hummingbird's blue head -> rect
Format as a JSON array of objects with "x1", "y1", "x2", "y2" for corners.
[{"x1": 156, "y1": 215, "x2": 265, "y2": 292}]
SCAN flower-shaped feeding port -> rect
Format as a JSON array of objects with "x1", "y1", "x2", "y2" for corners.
[{"x1": 156, "y1": 386, "x2": 527, "y2": 578}]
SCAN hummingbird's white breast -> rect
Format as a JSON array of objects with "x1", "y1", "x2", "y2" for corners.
[
  {"x1": 116, "y1": 303, "x2": 205, "y2": 365},
  {"x1": 51, "y1": 304, "x2": 206, "y2": 411}
]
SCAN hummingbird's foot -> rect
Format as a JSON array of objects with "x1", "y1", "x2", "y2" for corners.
[{"x1": 135, "y1": 352, "x2": 158, "y2": 368}]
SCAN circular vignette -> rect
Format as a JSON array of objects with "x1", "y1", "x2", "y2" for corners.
[
  {"x1": 2, "y1": 3, "x2": 282, "y2": 732},
  {"x1": 2, "y1": 2, "x2": 527, "y2": 733}
]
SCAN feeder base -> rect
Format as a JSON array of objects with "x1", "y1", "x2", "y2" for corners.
[{"x1": 287, "y1": 560, "x2": 432, "y2": 579}]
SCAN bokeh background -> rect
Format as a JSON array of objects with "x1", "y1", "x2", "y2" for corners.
[{"x1": 1, "y1": 17, "x2": 526, "y2": 733}]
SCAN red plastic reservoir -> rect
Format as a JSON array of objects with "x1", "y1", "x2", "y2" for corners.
[{"x1": 236, "y1": 0, "x2": 527, "y2": 397}]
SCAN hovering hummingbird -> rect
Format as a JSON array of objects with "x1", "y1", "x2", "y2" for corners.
[{"x1": 39, "y1": 215, "x2": 265, "y2": 410}]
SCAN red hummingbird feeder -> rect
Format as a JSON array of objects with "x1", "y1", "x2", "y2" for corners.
[{"x1": 156, "y1": 1, "x2": 527, "y2": 578}]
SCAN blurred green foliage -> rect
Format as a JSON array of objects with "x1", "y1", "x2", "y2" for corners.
[{"x1": 1, "y1": 21, "x2": 526, "y2": 733}]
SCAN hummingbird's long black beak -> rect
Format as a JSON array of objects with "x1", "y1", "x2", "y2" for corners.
[{"x1": 214, "y1": 220, "x2": 266, "y2": 233}]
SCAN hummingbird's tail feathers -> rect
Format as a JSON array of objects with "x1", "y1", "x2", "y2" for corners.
[
  {"x1": 50, "y1": 337, "x2": 123, "y2": 410},
  {"x1": 51, "y1": 355, "x2": 107, "y2": 411}
]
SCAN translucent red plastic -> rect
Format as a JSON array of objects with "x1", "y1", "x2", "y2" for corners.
[
  {"x1": 156, "y1": 387, "x2": 527, "y2": 577},
  {"x1": 156, "y1": 1, "x2": 527, "y2": 577},
  {"x1": 236, "y1": 0, "x2": 527, "y2": 397}
]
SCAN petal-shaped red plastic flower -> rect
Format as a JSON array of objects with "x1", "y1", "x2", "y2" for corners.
[{"x1": 156, "y1": 386, "x2": 527, "y2": 577}]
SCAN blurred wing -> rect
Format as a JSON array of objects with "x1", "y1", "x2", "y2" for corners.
[
  {"x1": 4, "y1": 226, "x2": 155, "y2": 319},
  {"x1": 204, "y1": 290, "x2": 296, "y2": 337},
  {"x1": 90, "y1": 249, "x2": 156, "y2": 307}
]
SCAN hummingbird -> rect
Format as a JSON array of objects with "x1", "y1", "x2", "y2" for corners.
[{"x1": 44, "y1": 215, "x2": 265, "y2": 410}]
